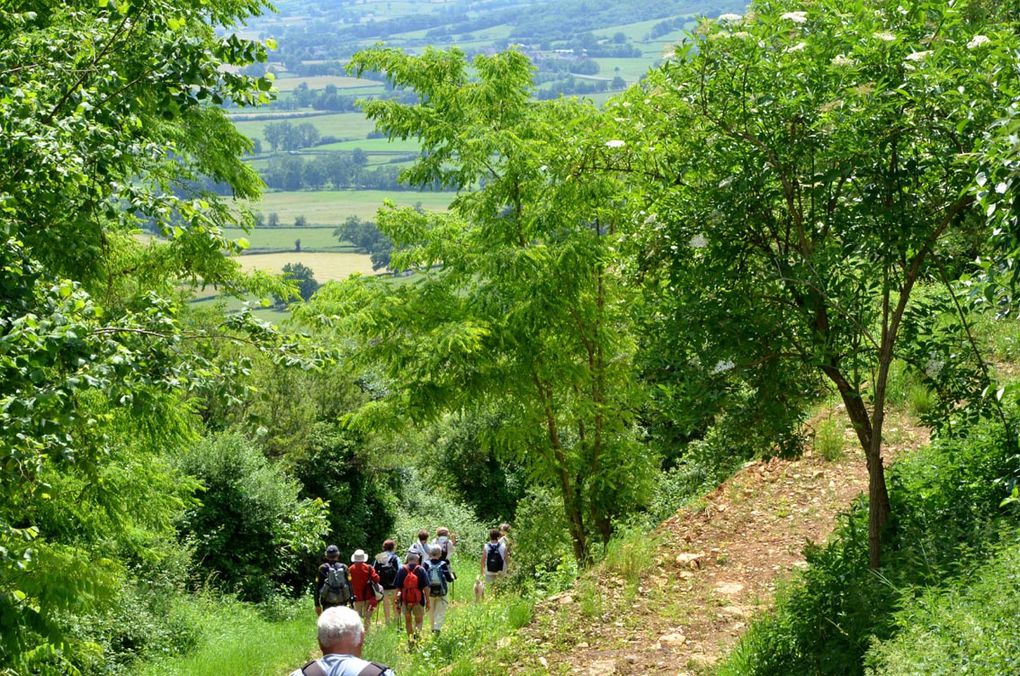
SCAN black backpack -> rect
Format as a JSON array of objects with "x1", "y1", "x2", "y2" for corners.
[
  {"x1": 375, "y1": 552, "x2": 399, "y2": 587},
  {"x1": 319, "y1": 562, "x2": 352, "y2": 606},
  {"x1": 485, "y1": 542, "x2": 504, "y2": 573}
]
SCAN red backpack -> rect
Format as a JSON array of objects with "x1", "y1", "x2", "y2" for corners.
[{"x1": 401, "y1": 564, "x2": 422, "y2": 606}]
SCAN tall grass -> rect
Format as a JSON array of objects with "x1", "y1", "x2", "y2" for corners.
[{"x1": 140, "y1": 596, "x2": 315, "y2": 676}]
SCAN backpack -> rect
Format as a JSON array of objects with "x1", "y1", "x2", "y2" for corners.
[
  {"x1": 485, "y1": 542, "x2": 504, "y2": 573},
  {"x1": 401, "y1": 564, "x2": 423, "y2": 606},
  {"x1": 320, "y1": 562, "x2": 352, "y2": 606},
  {"x1": 426, "y1": 561, "x2": 447, "y2": 597},
  {"x1": 375, "y1": 552, "x2": 399, "y2": 587},
  {"x1": 433, "y1": 537, "x2": 451, "y2": 561}
]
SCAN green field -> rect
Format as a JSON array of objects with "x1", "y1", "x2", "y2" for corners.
[
  {"x1": 592, "y1": 57, "x2": 659, "y2": 83},
  {"x1": 248, "y1": 190, "x2": 453, "y2": 225},
  {"x1": 224, "y1": 226, "x2": 357, "y2": 251},
  {"x1": 233, "y1": 112, "x2": 379, "y2": 141},
  {"x1": 272, "y1": 75, "x2": 379, "y2": 92},
  {"x1": 315, "y1": 137, "x2": 421, "y2": 152}
]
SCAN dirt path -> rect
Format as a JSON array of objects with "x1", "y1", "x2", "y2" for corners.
[{"x1": 513, "y1": 411, "x2": 927, "y2": 675}]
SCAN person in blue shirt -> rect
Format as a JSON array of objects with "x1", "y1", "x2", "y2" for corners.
[{"x1": 289, "y1": 606, "x2": 395, "y2": 676}]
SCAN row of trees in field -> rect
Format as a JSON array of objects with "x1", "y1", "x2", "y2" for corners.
[{"x1": 2, "y1": 0, "x2": 1019, "y2": 673}]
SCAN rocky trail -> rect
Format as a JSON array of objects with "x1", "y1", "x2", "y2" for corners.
[{"x1": 512, "y1": 411, "x2": 928, "y2": 675}]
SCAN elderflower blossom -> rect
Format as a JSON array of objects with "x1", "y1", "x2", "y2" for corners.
[
  {"x1": 831, "y1": 54, "x2": 857, "y2": 67},
  {"x1": 905, "y1": 50, "x2": 930, "y2": 61},
  {"x1": 967, "y1": 35, "x2": 990, "y2": 49},
  {"x1": 712, "y1": 359, "x2": 736, "y2": 374},
  {"x1": 605, "y1": 139, "x2": 626, "y2": 149},
  {"x1": 718, "y1": 13, "x2": 743, "y2": 23},
  {"x1": 689, "y1": 234, "x2": 708, "y2": 249},
  {"x1": 781, "y1": 11, "x2": 808, "y2": 24},
  {"x1": 785, "y1": 41, "x2": 807, "y2": 53},
  {"x1": 873, "y1": 31, "x2": 897, "y2": 42}
]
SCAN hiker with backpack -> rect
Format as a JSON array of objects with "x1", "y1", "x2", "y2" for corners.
[
  {"x1": 432, "y1": 527, "x2": 456, "y2": 562},
  {"x1": 373, "y1": 539, "x2": 400, "y2": 625},
  {"x1": 407, "y1": 529, "x2": 430, "y2": 564},
  {"x1": 316, "y1": 545, "x2": 354, "y2": 616},
  {"x1": 289, "y1": 605, "x2": 395, "y2": 676},
  {"x1": 349, "y1": 549, "x2": 381, "y2": 631},
  {"x1": 423, "y1": 544, "x2": 455, "y2": 635},
  {"x1": 393, "y1": 552, "x2": 428, "y2": 647},
  {"x1": 478, "y1": 528, "x2": 508, "y2": 599}
]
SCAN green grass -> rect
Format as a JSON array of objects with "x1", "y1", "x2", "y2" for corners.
[
  {"x1": 247, "y1": 190, "x2": 453, "y2": 225},
  {"x1": 223, "y1": 226, "x2": 356, "y2": 252},
  {"x1": 140, "y1": 596, "x2": 315, "y2": 676},
  {"x1": 812, "y1": 416, "x2": 845, "y2": 461},
  {"x1": 272, "y1": 75, "x2": 379, "y2": 92},
  {"x1": 232, "y1": 112, "x2": 379, "y2": 142},
  {"x1": 592, "y1": 57, "x2": 658, "y2": 83},
  {"x1": 593, "y1": 14, "x2": 691, "y2": 41},
  {"x1": 315, "y1": 137, "x2": 422, "y2": 152}
]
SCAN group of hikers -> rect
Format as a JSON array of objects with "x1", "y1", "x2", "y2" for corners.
[{"x1": 293, "y1": 525, "x2": 511, "y2": 676}]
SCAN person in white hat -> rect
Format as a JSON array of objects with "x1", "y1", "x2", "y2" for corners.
[{"x1": 348, "y1": 548, "x2": 381, "y2": 630}]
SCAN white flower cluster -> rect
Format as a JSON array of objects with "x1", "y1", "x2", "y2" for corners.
[
  {"x1": 712, "y1": 359, "x2": 736, "y2": 374},
  {"x1": 781, "y1": 11, "x2": 808, "y2": 24},
  {"x1": 605, "y1": 139, "x2": 626, "y2": 149},
  {"x1": 718, "y1": 13, "x2": 743, "y2": 23},
  {"x1": 873, "y1": 31, "x2": 897, "y2": 42},
  {"x1": 967, "y1": 35, "x2": 990, "y2": 49}
]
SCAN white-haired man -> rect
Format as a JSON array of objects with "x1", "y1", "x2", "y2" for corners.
[{"x1": 290, "y1": 606, "x2": 395, "y2": 676}]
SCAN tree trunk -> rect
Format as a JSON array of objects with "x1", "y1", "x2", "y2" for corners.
[{"x1": 865, "y1": 446, "x2": 891, "y2": 569}]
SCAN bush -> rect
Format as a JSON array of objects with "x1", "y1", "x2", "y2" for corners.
[
  {"x1": 177, "y1": 433, "x2": 328, "y2": 602},
  {"x1": 865, "y1": 531, "x2": 1020, "y2": 675},
  {"x1": 502, "y1": 487, "x2": 577, "y2": 594},
  {"x1": 646, "y1": 434, "x2": 745, "y2": 525},
  {"x1": 718, "y1": 417, "x2": 1019, "y2": 675},
  {"x1": 392, "y1": 466, "x2": 488, "y2": 557},
  {"x1": 288, "y1": 422, "x2": 398, "y2": 588}
]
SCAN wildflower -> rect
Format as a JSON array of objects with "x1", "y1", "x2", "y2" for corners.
[
  {"x1": 905, "y1": 50, "x2": 930, "y2": 61},
  {"x1": 831, "y1": 54, "x2": 857, "y2": 67},
  {"x1": 873, "y1": 31, "x2": 896, "y2": 42},
  {"x1": 781, "y1": 11, "x2": 808, "y2": 24},
  {"x1": 967, "y1": 35, "x2": 990, "y2": 49},
  {"x1": 718, "y1": 13, "x2": 743, "y2": 23},
  {"x1": 689, "y1": 234, "x2": 707, "y2": 249},
  {"x1": 785, "y1": 42, "x2": 807, "y2": 53},
  {"x1": 605, "y1": 140, "x2": 626, "y2": 149}
]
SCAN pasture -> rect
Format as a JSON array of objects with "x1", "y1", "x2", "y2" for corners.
[
  {"x1": 223, "y1": 226, "x2": 355, "y2": 251},
  {"x1": 232, "y1": 112, "x2": 378, "y2": 141},
  {"x1": 247, "y1": 189, "x2": 453, "y2": 225},
  {"x1": 315, "y1": 137, "x2": 421, "y2": 152},
  {"x1": 234, "y1": 251, "x2": 378, "y2": 281},
  {"x1": 272, "y1": 75, "x2": 378, "y2": 92}
]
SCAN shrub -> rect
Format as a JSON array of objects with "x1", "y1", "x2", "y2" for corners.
[
  {"x1": 865, "y1": 532, "x2": 1020, "y2": 675},
  {"x1": 177, "y1": 433, "x2": 328, "y2": 602}
]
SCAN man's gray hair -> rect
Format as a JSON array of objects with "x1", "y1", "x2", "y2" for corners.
[{"x1": 317, "y1": 606, "x2": 363, "y2": 648}]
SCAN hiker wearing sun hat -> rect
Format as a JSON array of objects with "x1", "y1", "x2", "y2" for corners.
[{"x1": 349, "y1": 549, "x2": 381, "y2": 629}]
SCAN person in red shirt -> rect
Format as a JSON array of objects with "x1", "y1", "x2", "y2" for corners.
[{"x1": 349, "y1": 549, "x2": 381, "y2": 631}]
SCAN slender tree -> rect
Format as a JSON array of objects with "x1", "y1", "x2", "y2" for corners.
[{"x1": 622, "y1": 0, "x2": 1020, "y2": 567}]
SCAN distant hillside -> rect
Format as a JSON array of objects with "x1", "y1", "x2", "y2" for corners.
[{"x1": 243, "y1": 0, "x2": 747, "y2": 65}]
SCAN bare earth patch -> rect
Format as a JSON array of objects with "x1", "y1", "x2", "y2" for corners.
[{"x1": 512, "y1": 410, "x2": 928, "y2": 675}]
